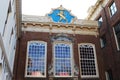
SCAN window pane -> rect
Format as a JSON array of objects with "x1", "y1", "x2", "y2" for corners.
[
  {"x1": 54, "y1": 43, "x2": 72, "y2": 77},
  {"x1": 26, "y1": 42, "x2": 46, "y2": 77},
  {"x1": 110, "y1": 2, "x2": 117, "y2": 16}
]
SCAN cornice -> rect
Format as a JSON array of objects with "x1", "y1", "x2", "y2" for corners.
[
  {"x1": 22, "y1": 15, "x2": 98, "y2": 27},
  {"x1": 87, "y1": 0, "x2": 103, "y2": 20},
  {"x1": 21, "y1": 21, "x2": 99, "y2": 36}
]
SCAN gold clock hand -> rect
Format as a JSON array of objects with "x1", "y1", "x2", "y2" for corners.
[{"x1": 57, "y1": 11, "x2": 67, "y2": 22}]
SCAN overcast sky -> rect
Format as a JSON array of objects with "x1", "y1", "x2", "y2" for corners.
[{"x1": 22, "y1": 0, "x2": 97, "y2": 19}]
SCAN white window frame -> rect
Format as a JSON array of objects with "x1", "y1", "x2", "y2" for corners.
[
  {"x1": 25, "y1": 41, "x2": 47, "y2": 78},
  {"x1": 113, "y1": 27, "x2": 120, "y2": 50},
  {"x1": 78, "y1": 43, "x2": 99, "y2": 78},
  {"x1": 109, "y1": 2, "x2": 117, "y2": 16},
  {"x1": 53, "y1": 41, "x2": 73, "y2": 77}
]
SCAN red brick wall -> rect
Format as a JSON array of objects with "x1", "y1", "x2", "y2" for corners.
[
  {"x1": 95, "y1": 0, "x2": 120, "y2": 79},
  {"x1": 13, "y1": 31, "x2": 105, "y2": 80}
]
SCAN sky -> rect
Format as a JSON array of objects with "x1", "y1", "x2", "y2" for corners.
[{"x1": 22, "y1": 0, "x2": 97, "y2": 19}]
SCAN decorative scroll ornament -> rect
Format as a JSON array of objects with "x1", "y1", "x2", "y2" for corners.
[
  {"x1": 73, "y1": 65, "x2": 79, "y2": 77},
  {"x1": 48, "y1": 63, "x2": 54, "y2": 77},
  {"x1": 51, "y1": 33, "x2": 74, "y2": 42}
]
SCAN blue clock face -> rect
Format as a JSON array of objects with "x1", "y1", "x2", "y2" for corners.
[{"x1": 48, "y1": 9, "x2": 75, "y2": 24}]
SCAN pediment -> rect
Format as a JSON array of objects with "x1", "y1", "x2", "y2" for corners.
[{"x1": 48, "y1": 5, "x2": 76, "y2": 24}]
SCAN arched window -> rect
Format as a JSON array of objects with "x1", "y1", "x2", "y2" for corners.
[
  {"x1": 25, "y1": 41, "x2": 47, "y2": 77},
  {"x1": 53, "y1": 42, "x2": 73, "y2": 77},
  {"x1": 78, "y1": 43, "x2": 99, "y2": 78}
]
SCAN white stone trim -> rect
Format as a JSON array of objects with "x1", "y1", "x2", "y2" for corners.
[
  {"x1": 22, "y1": 15, "x2": 99, "y2": 27},
  {"x1": 22, "y1": 26, "x2": 98, "y2": 36},
  {"x1": 87, "y1": 0, "x2": 110, "y2": 20}
]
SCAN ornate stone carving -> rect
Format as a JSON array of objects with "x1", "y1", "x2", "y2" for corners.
[
  {"x1": 48, "y1": 63, "x2": 54, "y2": 77},
  {"x1": 51, "y1": 33, "x2": 74, "y2": 42}
]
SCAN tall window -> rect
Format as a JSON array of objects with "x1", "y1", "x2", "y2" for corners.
[
  {"x1": 109, "y1": 2, "x2": 117, "y2": 16},
  {"x1": 105, "y1": 70, "x2": 113, "y2": 80},
  {"x1": 100, "y1": 35, "x2": 107, "y2": 48},
  {"x1": 78, "y1": 44, "x2": 99, "y2": 78},
  {"x1": 54, "y1": 42, "x2": 72, "y2": 77},
  {"x1": 25, "y1": 41, "x2": 47, "y2": 77},
  {"x1": 98, "y1": 16, "x2": 103, "y2": 28},
  {"x1": 113, "y1": 22, "x2": 120, "y2": 50}
]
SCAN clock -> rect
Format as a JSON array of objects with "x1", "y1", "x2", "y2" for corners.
[{"x1": 48, "y1": 5, "x2": 75, "y2": 24}]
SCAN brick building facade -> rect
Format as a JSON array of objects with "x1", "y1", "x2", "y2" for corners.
[
  {"x1": 13, "y1": 6, "x2": 107, "y2": 80},
  {"x1": 87, "y1": 0, "x2": 120, "y2": 79}
]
